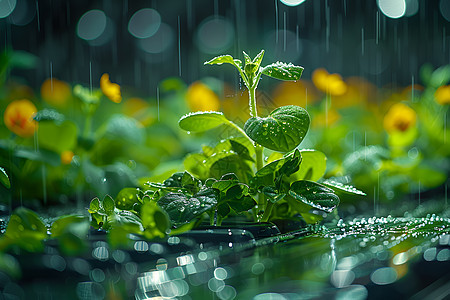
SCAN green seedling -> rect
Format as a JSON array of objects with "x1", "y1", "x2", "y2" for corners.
[{"x1": 90, "y1": 50, "x2": 365, "y2": 233}]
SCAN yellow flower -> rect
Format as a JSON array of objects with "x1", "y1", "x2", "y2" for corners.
[
  {"x1": 41, "y1": 78, "x2": 71, "y2": 107},
  {"x1": 100, "y1": 73, "x2": 122, "y2": 103},
  {"x1": 61, "y1": 150, "x2": 74, "y2": 165},
  {"x1": 3, "y1": 99, "x2": 38, "y2": 137},
  {"x1": 186, "y1": 81, "x2": 220, "y2": 112},
  {"x1": 272, "y1": 80, "x2": 318, "y2": 108},
  {"x1": 383, "y1": 103, "x2": 416, "y2": 133},
  {"x1": 434, "y1": 85, "x2": 450, "y2": 105},
  {"x1": 312, "y1": 68, "x2": 347, "y2": 96},
  {"x1": 312, "y1": 109, "x2": 341, "y2": 128}
]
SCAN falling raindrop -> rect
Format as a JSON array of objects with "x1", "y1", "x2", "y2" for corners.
[
  {"x1": 157, "y1": 86, "x2": 160, "y2": 122},
  {"x1": 178, "y1": 15, "x2": 182, "y2": 77},
  {"x1": 35, "y1": 0, "x2": 40, "y2": 31}
]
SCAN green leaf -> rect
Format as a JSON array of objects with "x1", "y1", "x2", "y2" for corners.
[
  {"x1": 262, "y1": 62, "x2": 304, "y2": 81},
  {"x1": 291, "y1": 150, "x2": 327, "y2": 181},
  {"x1": 181, "y1": 171, "x2": 202, "y2": 194},
  {"x1": 105, "y1": 115, "x2": 145, "y2": 145},
  {"x1": 88, "y1": 197, "x2": 101, "y2": 213},
  {"x1": 14, "y1": 147, "x2": 60, "y2": 166},
  {"x1": 110, "y1": 210, "x2": 143, "y2": 229},
  {"x1": 262, "y1": 186, "x2": 286, "y2": 203},
  {"x1": 230, "y1": 139, "x2": 254, "y2": 162},
  {"x1": 251, "y1": 149, "x2": 301, "y2": 190},
  {"x1": 244, "y1": 105, "x2": 310, "y2": 152},
  {"x1": 4, "y1": 208, "x2": 47, "y2": 252},
  {"x1": 252, "y1": 50, "x2": 265, "y2": 69},
  {"x1": 103, "y1": 195, "x2": 115, "y2": 215},
  {"x1": 288, "y1": 181, "x2": 340, "y2": 213},
  {"x1": 0, "y1": 167, "x2": 11, "y2": 189},
  {"x1": 245, "y1": 63, "x2": 258, "y2": 78},
  {"x1": 140, "y1": 201, "x2": 169, "y2": 239},
  {"x1": 115, "y1": 188, "x2": 140, "y2": 210},
  {"x1": 321, "y1": 179, "x2": 366, "y2": 196},
  {"x1": 204, "y1": 55, "x2": 242, "y2": 71},
  {"x1": 38, "y1": 120, "x2": 77, "y2": 154},
  {"x1": 243, "y1": 52, "x2": 252, "y2": 65},
  {"x1": 158, "y1": 188, "x2": 218, "y2": 225},
  {"x1": 9, "y1": 51, "x2": 38, "y2": 69},
  {"x1": 0, "y1": 253, "x2": 21, "y2": 279},
  {"x1": 51, "y1": 215, "x2": 89, "y2": 238},
  {"x1": 179, "y1": 111, "x2": 230, "y2": 132}
]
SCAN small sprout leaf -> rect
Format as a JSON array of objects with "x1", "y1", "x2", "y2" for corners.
[
  {"x1": 204, "y1": 55, "x2": 242, "y2": 71},
  {"x1": 252, "y1": 50, "x2": 265, "y2": 69},
  {"x1": 262, "y1": 62, "x2": 304, "y2": 81},
  {"x1": 103, "y1": 195, "x2": 115, "y2": 214},
  {"x1": 88, "y1": 197, "x2": 101, "y2": 213},
  {"x1": 244, "y1": 105, "x2": 310, "y2": 152}
]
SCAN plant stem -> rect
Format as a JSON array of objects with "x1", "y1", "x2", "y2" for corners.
[
  {"x1": 261, "y1": 201, "x2": 274, "y2": 222},
  {"x1": 249, "y1": 87, "x2": 257, "y2": 118}
]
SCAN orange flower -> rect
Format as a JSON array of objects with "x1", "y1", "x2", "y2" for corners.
[
  {"x1": 41, "y1": 78, "x2": 71, "y2": 107},
  {"x1": 61, "y1": 150, "x2": 74, "y2": 165},
  {"x1": 100, "y1": 73, "x2": 122, "y2": 103},
  {"x1": 434, "y1": 85, "x2": 450, "y2": 105},
  {"x1": 3, "y1": 99, "x2": 38, "y2": 137},
  {"x1": 383, "y1": 103, "x2": 416, "y2": 133},
  {"x1": 186, "y1": 81, "x2": 220, "y2": 112},
  {"x1": 312, "y1": 68, "x2": 347, "y2": 96}
]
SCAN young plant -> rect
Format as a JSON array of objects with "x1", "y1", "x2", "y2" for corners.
[{"x1": 93, "y1": 50, "x2": 365, "y2": 232}]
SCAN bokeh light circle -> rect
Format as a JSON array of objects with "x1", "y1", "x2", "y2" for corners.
[
  {"x1": 196, "y1": 16, "x2": 234, "y2": 54},
  {"x1": 77, "y1": 10, "x2": 107, "y2": 41},
  {"x1": 440, "y1": 0, "x2": 450, "y2": 22},
  {"x1": 128, "y1": 8, "x2": 161, "y2": 39},
  {"x1": 377, "y1": 0, "x2": 406, "y2": 19},
  {"x1": 139, "y1": 23, "x2": 173, "y2": 54},
  {"x1": 404, "y1": 0, "x2": 419, "y2": 17},
  {"x1": 280, "y1": 0, "x2": 306, "y2": 6},
  {"x1": 8, "y1": 0, "x2": 35, "y2": 25},
  {"x1": 0, "y1": 0, "x2": 17, "y2": 18}
]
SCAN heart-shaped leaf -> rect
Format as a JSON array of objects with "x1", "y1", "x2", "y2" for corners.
[
  {"x1": 288, "y1": 180, "x2": 340, "y2": 213},
  {"x1": 244, "y1": 105, "x2": 310, "y2": 152},
  {"x1": 179, "y1": 111, "x2": 230, "y2": 132},
  {"x1": 262, "y1": 62, "x2": 304, "y2": 81}
]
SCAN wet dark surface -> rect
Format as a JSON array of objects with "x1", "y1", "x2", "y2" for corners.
[{"x1": 1, "y1": 213, "x2": 448, "y2": 300}]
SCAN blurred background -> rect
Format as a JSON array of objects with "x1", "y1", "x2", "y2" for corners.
[
  {"x1": 0, "y1": 0, "x2": 449, "y2": 209},
  {"x1": 2, "y1": 0, "x2": 450, "y2": 93}
]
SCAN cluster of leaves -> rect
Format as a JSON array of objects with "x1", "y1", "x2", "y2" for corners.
[{"x1": 84, "y1": 51, "x2": 365, "y2": 231}]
